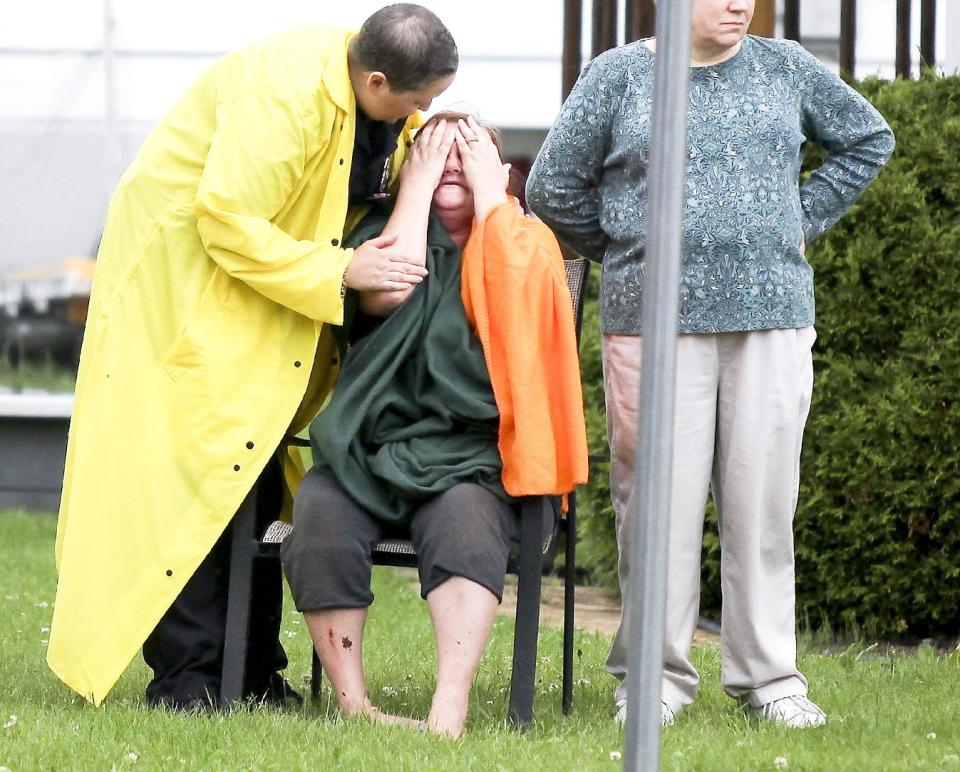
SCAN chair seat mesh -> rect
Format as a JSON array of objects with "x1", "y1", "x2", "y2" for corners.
[
  {"x1": 261, "y1": 520, "x2": 293, "y2": 544},
  {"x1": 259, "y1": 520, "x2": 556, "y2": 556}
]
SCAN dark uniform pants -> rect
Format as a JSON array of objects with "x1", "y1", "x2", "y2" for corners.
[{"x1": 143, "y1": 457, "x2": 288, "y2": 709}]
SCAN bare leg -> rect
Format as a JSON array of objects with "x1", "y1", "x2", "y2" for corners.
[
  {"x1": 425, "y1": 576, "x2": 499, "y2": 737},
  {"x1": 303, "y1": 608, "x2": 418, "y2": 728}
]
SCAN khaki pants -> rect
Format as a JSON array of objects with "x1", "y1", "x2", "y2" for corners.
[{"x1": 603, "y1": 328, "x2": 816, "y2": 711}]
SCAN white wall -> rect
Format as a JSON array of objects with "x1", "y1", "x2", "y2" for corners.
[
  {"x1": 0, "y1": 1, "x2": 565, "y2": 271},
  {"x1": 1, "y1": 1, "x2": 564, "y2": 127},
  {"x1": 0, "y1": 0, "x2": 952, "y2": 272},
  {"x1": 945, "y1": 0, "x2": 960, "y2": 74}
]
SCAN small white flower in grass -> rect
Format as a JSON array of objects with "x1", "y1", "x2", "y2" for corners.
[
  {"x1": 609, "y1": 751, "x2": 622, "y2": 761},
  {"x1": 41, "y1": 640, "x2": 48, "y2": 646},
  {"x1": 4, "y1": 594, "x2": 16, "y2": 600},
  {"x1": 381, "y1": 686, "x2": 397, "y2": 697},
  {"x1": 284, "y1": 631, "x2": 297, "y2": 638},
  {"x1": 34, "y1": 601, "x2": 49, "y2": 608},
  {"x1": 128, "y1": 752, "x2": 138, "y2": 762},
  {"x1": 291, "y1": 620, "x2": 301, "y2": 625},
  {"x1": 927, "y1": 732, "x2": 937, "y2": 740},
  {"x1": 3, "y1": 715, "x2": 16, "y2": 729},
  {"x1": 0, "y1": 765, "x2": 11, "y2": 771},
  {"x1": 485, "y1": 700, "x2": 493, "y2": 705},
  {"x1": 41, "y1": 626, "x2": 49, "y2": 633},
  {"x1": 774, "y1": 757, "x2": 788, "y2": 769}
]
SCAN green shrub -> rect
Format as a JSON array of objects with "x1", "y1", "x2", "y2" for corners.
[{"x1": 575, "y1": 72, "x2": 960, "y2": 639}]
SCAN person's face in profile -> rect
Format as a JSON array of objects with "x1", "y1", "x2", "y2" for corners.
[{"x1": 358, "y1": 73, "x2": 456, "y2": 124}]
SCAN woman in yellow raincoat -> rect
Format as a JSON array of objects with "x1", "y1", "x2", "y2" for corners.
[{"x1": 47, "y1": 4, "x2": 457, "y2": 709}]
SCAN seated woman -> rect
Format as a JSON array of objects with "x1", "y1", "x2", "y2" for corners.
[{"x1": 280, "y1": 113, "x2": 588, "y2": 737}]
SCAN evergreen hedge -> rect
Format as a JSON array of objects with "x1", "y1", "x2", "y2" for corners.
[{"x1": 574, "y1": 73, "x2": 960, "y2": 639}]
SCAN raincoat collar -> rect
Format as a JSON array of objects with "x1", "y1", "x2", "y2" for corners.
[{"x1": 322, "y1": 29, "x2": 358, "y2": 116}]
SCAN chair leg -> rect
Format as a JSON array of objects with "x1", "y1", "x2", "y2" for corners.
[
  {"x1": 508, "y1": 497, "x2": 544, "y2": 729},
  {"x1": 311, "y1": 649, "x2": 323, "y2": 703},
  {"x1": 562, "y1": 494, "x2": 576, "y2": 715},
  {"x1": 220, "y1": 483, "x2": 259, "y2": 709}
]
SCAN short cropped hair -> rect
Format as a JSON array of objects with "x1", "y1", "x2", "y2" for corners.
[{"x1": 351, "y1": 4, "x2": 458, "y2": 93}]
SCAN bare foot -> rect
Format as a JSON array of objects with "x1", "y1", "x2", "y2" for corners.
[
  {"x1": 364, "y1": 705, "x2": 423, "y2": 730},
  {"x1": 426, "y1": 690, "x2": 468, "y2": 739},
  {"x1": 342, "y1": 697, "x2": 422, "y2": 731}
]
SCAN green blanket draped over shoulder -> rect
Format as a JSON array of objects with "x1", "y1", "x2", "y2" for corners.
[{"x1": 309, "y1": 209, "x2": 511, "y2": 524}]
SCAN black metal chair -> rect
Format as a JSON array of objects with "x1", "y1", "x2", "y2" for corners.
[{"x1": 221, "y1": 258, "x2": 590, "y2": 729}]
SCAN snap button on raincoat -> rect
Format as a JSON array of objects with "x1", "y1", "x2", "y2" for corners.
[{"x1": 47, "y1": 26, "x2": 418, "y2": 705}]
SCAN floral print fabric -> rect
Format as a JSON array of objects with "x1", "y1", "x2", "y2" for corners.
[{"x1": 526, "y1": 35, "x2": 895, "y2": 334}]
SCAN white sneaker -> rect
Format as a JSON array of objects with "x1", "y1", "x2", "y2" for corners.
[
  {"x1": 752, "y1": 695, "x2": 827, "y2": 728},
  {"x1": 614, "y1": 700, "x2": 677, "y2": 727}
]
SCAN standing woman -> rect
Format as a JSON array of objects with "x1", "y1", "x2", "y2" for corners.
[{"x1": 527, "y1": 0, "x2": 894, "y2": 728}]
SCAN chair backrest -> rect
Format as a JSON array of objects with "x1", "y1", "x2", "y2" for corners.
[{"x1": 562, "y1": 258, "x2": 590, "y2": 348}]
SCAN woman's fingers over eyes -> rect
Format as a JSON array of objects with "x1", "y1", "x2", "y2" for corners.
[
  {"x1": 456, "y1": 119, "x2": 476, "y2": 145},
  {"x1": 461, "y1": 116, "x2": 490, "y2": 146},
  {"x1": 465, "y1": 115, "x2": 485, "y2": 137},
  {"x1": 429, "y1": 120, "x2": 451, "y2": 150},
  {"x1": 439, "y1": 122, "x2": 457, "y2": 149},
  {"x1": 421, "y1": 120, "x2": 437, "y2": 150},
  {"x1": 413, "y1": 120, "x2": 440, "y2": 155},
  {"x1": 416, "y1": 121, "x2": 435, "y2": 148}
]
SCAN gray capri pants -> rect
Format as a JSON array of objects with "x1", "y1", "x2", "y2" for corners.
[{"x1": 280, "y1": 468, "x2": 520, "y2": 610}]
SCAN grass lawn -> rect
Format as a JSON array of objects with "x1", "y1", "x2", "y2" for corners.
[
  {"x1": 0, "y1": 360, "x2": 76, "y2": 395},
  {"x1": 1, "y1": 511, "x2": 957, "y2": 771}
]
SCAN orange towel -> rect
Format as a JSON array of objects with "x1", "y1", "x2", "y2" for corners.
[{"x1": 461, "y1": 201, "x2": 589, "y2": 499}]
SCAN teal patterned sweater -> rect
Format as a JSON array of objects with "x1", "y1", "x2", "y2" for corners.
[{"x1": 526, "y1": 36, "x2": 895, "y2": 334}]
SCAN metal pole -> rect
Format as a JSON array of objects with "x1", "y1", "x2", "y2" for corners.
[
  {"x1": 896, "y1": 0, "x2": 913, "y2": 78},
  {"x1": 625, "y1": 0, "x2": 656, "y2": 42},
  {"x1": 783, "y1": 0, "x2": 801, "y2": 42},
  {"x1": 563, "y1": 0, "x2": 584, "y2": 100},
  {"x1": 920, "y1": 0, "x2": 936, "y2": 69},
  {"x1": 622, "y1": 0, "x2": 691, "y2": 769},
  {"x1": 839, "y1": 0, "x2": 857, "y2": 79}
]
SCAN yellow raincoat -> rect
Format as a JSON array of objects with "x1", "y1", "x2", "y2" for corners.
[{"x1": 47, "y1": 26, "x2": 419, "y2": 704}]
